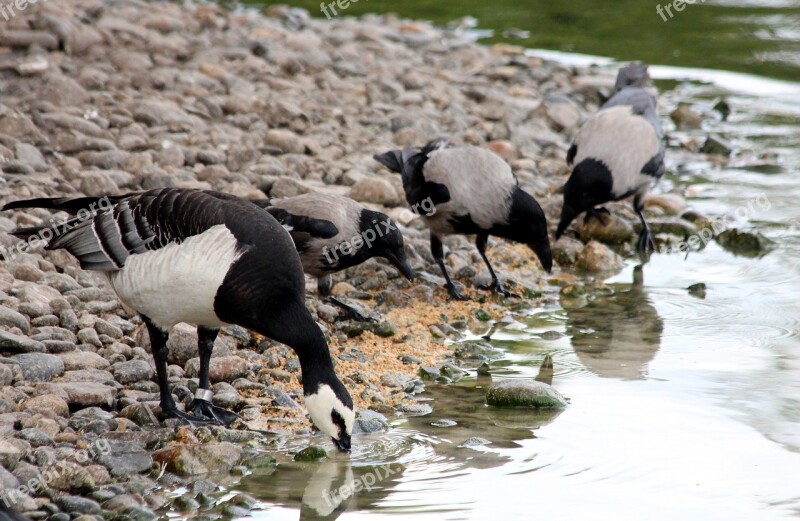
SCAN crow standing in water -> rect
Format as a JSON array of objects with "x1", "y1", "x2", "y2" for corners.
[
  {"x1": 556, "y1": 63, "x2": 665, "y2": 253},
  {"x1": 375, "y1": 140, "x2": 552, "y2": 300}
]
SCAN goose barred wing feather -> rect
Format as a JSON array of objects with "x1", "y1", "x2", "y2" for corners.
[{"x1": 8, "y1": 189, "x2": 239, "y2": 272}]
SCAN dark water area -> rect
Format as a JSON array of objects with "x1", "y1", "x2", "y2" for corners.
[{"x1": 248, "y1": 0, "x2": 800, "y2": 81}]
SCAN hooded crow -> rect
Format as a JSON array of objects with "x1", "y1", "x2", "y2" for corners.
[
  {"x1": 557, "y1": 63, "x2": 665, "y2": 253},
  {"x1": 251, "y1": 193, "x2": 414, "y2": 319},
  {"x1": 2, "y1": 188, "x2": 355, "y2": 452},
  {"x1": 375, "y1": 140, "x2": 552, "y2": 300}
]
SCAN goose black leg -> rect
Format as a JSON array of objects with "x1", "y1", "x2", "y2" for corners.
[
  {"x1": 143, "y1": 316, "x2": 210, "y2": 426},
  {"x1": 431, "y1": 233, "x2": 468, "y2": 301},
  {"x1": 634, "y1": 196, "x2": 656, "y2": 255},
  {"x1": 475, "y1": 232, "x2": 517, "y2": 298},
  {"x1": 189, "y1": 327, "x2": 240, "y2": 427}
]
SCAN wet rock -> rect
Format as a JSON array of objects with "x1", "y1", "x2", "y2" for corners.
[
  {"x1": 701, "y1": 135, "x2": 733, "y2": 157},
  {"x1": 578, "y1": 214, "x2": 634, "y2": 245},
  {"x1": 454, "y1": 342, "x2": 500, "y2": 361},
  {"x1": 535, "y1": 354, "x2": 555, "y2": 385},
  {"x1": 670, "y1": 105, "x2": 703, "y2": 129},
  {"x1": 9, "y1": 353, "x2": 64, "y2": 382},
  {"x1": 687, "y1": 282, "x2": 707, "y2": 299},
  {"x1": 713, "y1": 99, "x2": 731, "y2": 120},
  {"x1": 648, "y1": 218, "x2": 698, "y2": 239},
  {"x1": 431, "y1": 419, "x2": 457, "y2": 427},
  {"x1": 645, "y1": 193, "x2": 687, "y2": 215},
  {"x1": 486, "y1": 380, "x2": 567, "y2": 409},
  {"x1": 418, "y1": 366, "x2": 439, "y2": 380},
  {"x1": 460, "y1": 437, "x2": 491, "y2": 448},
  {"x1": 0, "y1": 329, "x2": 46, "y2": 353},
  {"x1": 152, "y1": 442, "x2": 243, "y2": 477},
  {"x1": 552, "y1": 235, "x2": 583, "y2": 266},
  {"x1": 293, "y1": 446, "x2": 327, "y2": 462},
  {"x1": 576, "y1": 241, "x2": 624, "y2": 272},
  {"x1": 715, "y1": 228, "x2": 774, "y2": 257},
  {"x1": 355, "y1": 410, "x2": 389, "y2": 433}
]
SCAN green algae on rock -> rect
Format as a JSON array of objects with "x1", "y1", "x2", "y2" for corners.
[
  {"x1": 486, "y1": 380, "x2": 568, "y2": 409},
  {"x1": 294, "y1": 446, "x2": 328, "y2": 462}
]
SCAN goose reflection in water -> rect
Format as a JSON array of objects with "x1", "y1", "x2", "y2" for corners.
[{"x1": 565, "y1": 265, "x2": 664, "y2": 380}]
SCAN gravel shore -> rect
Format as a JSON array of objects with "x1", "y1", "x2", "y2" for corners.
[{"x1": 0, "y1": 1, "x2": 707, "y2": 518}]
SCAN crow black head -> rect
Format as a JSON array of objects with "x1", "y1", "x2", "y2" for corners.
[
  {"x1": 358, "y1": 209, "x2": 414, "y2": 281},
  {"x1": 556, "y1": 158, "x2": 614, "y2": 239},
  {"x1": 503, "y1": 188, "x2": 552, "y2": 273}
]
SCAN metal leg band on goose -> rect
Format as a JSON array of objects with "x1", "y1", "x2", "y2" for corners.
[{"x1": 194, "y1": 389, "x2": 213, "y2": 402}]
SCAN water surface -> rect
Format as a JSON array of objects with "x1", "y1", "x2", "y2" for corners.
[{"x1": 225, "y1": 1, "x2": 800, "y2": 518}]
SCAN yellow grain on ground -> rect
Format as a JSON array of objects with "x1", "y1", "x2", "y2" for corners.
[{"x1": 242, "y1": 299, "x2": 499, "y2": 434}]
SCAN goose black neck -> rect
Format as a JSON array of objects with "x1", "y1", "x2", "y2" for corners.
[{"x1": 296, "y1": 324, "x2": 338, "y2": 396}]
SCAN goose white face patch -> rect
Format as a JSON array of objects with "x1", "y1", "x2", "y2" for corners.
[
  {"x1": 107, "y1": 225, "x2": 241, "y2": 330},
  {"x1": 305, "y1": 384, "x2": 355, "y2": 440}
]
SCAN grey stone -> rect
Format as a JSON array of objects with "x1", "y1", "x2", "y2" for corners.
[
  {"x1": 486, "y1": 379, "x2": 568, "y2": 409},
  {"x1": 55, "y1": 496, "x2": 102, "y2": 515},
  {"x1": 0, "y1": 329, "x2": 45, "y2": 353},
  {"x1": 9, "y1": 353, "x2": 65, "y2": 382},
  {"x1": 0, "y1": 306, "x2": 29, "y2": 333},
  {"x1": 113, "y1": 360, "x2": 154, "y2": 384}
]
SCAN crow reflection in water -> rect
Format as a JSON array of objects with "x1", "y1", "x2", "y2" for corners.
[{"x1": 565, "y1": 265, "x2": 664, "y2": 380}]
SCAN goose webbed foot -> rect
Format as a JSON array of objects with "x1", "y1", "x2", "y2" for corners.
[
  {"x1": 189, "y1": 398, "x2": 241, "y2": 427},
  {"x1": 161, "y1": 406, "x2": 216, "y2": 427},
  {"x1": 329, "y1": 297, "x2": 375, "y2": 322},
  {"x1": 636, "y1": 226, "x2": 656, "y2": 256}
]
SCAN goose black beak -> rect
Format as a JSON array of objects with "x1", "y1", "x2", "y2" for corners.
[{"x1": 333, "y1": 434, "x2": 351, "y2": 453}]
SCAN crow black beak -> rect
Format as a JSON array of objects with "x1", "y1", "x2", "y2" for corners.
[
  {"x1": 385, "y1": 250, "x2": 415, "y2": 281},
  {"x1": 556, "y1": 204, "x2": 578, "y2": 240},
  {"x1": 333, "y1": 434, "x2": 351, "y2": 453},
  {"x1": 530, "y1": 240, "x2": 553, "y2": 274}
]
